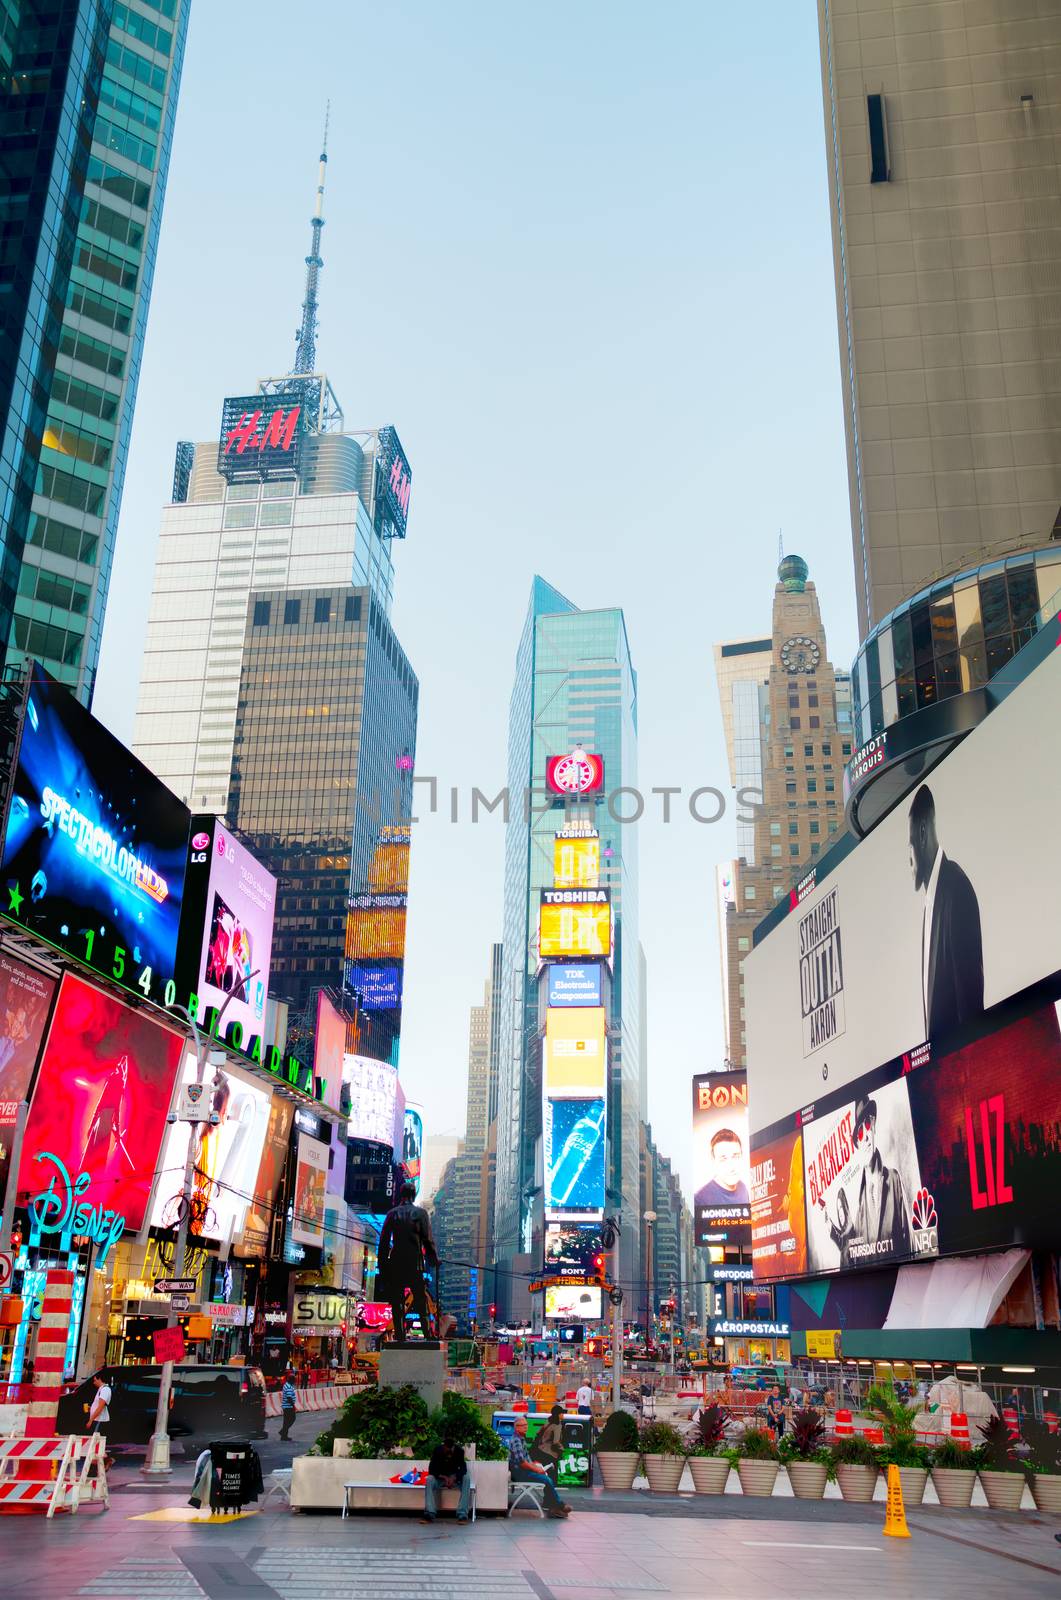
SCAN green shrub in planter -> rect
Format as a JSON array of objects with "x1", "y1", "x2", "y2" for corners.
[
  {"x1": 932, "y1": 1436, "x2": 982, "y2": 1472},
  {"x1": 687, "y1": 1403, "x2": 729, "y2": 1458},
  {"x1": 596, "y1": 1410, "x2": 640, "y2": 1454},
  {"x1": 1023, "y1": 1420, "x2": 1061, "y2": 1477},
  {"x1": 977, "y1": 1414, "x2": 1020, "y2": 1473},
  {"x1": 639, "y1": 1421, "x2": 687, "y2": 1459},
  {"x1": 425, "y1": 1391, "x2": 509, "y2": 1461},
  {"x1": 313, "y1": 1383, "x2": 429, "y2": 1459},
  {"x1": 829, "y1": 1434, "x2": 880, "y2": 1470},
  {"x1": 778, "y1": 1409, "x2": 832, "y2": 1472},
  {"x1": 733, "y1": 1425, "x2": 780, "y2": 1461}
]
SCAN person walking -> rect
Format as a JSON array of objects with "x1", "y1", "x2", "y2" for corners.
[
  {"x1": 422, "y1": 1430, "x2": 472, "y2": 1524},
  {"x1": 87, "y1": 1372, "x2": 115, "y2": 1471},
  {"x1": 508, "y1": 1416, "x2": 570, "y2": 1518},
  {"x1": 279, "y1": 1369, "x2": 298, "y2": 1441},
  {"x1": 576, "y1": 1381, "x2": 593, "y2": 1416},
  {"x1": 766, "y1": 1385, "x2": 787, "y2": 1439},
  {"x1": 533, "y1": 1404, "x2": 565, "y2": 1482}
]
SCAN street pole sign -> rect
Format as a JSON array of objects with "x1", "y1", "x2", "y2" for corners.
[{"x1": 155, "y1": 1278, "x2": 196, "y2": 1294}]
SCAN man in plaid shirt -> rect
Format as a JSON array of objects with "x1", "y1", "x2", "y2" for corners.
[{"x1": 508, "y1": 1416, "x2": 570, "y2": 1517}]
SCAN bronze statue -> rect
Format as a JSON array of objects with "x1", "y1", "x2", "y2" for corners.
[{"x1": 376, "y1": 1181, "x2": 438, "y2": 1340}]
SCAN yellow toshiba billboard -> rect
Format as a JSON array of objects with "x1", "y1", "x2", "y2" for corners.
[
  {"x1": 539, "y1": 892, "x2": 611, "y2": 959},
  {"x1": 553, "y1": 836, "x2": 600, "y2": 889},
  {"x1": 544, "y1": 1007, "x2": 607, "y2": 1095}
]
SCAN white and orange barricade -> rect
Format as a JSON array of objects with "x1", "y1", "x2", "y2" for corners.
[
  {"x1": 950, "y1": 1412, "x2": 970, "y2": 1449},
  {"x1": 834, "y1": 1408, "x2": 854, "y2": 1439}
]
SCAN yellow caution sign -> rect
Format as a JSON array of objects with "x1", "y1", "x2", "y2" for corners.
[{"x1": 883, "y1": 1463, "x2": 910, "y2": 1538}]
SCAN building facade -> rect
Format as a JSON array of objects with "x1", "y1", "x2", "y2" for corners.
[
  {"x1": 714, "y1": 556, "x2": 853, "y2": 1067},
  {"x1": 5, "y1": 0, "x2": 188, "y2": 700},
  {"x1": 817, "y1": 0, "x2": 1061, "y2": 638},
  {"x1": 465, "y1": 942, "x2": 503, "y2": 1154},
  {"x1": 494, "y1": 578, "x2": 642, "y2": 1317}
]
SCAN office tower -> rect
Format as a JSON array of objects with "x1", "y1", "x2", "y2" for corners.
[
  {"x1": 1, "y1": 0, "x2": 188, "y2": 701},
  {"x1": 465, "y1": 942, "x2": 503, "y2": 1154},
  {"x1": 226, "y1": 583, "x2": 417, "y2": 1017},
  {"x1": 640, "y1": 1124, "x2": 694, "y2": 1333},
  {"x1": 494, "y1": 577, "x2": 642, "y2": 1318},
  {"x1": 817, "y1": 1, "x2": 1061, "y2": 638},
  {"x1": 714, "y1": 555, "x2": 853, "y2": 1067}
]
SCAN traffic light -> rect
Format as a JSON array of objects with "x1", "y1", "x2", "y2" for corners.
[
  {"x1": 488, "y1": 1303, "x2": 497, "y2": 1318},
  {"x1": 592, "y1": 1253, "x2": 606, "y2": 1280}
]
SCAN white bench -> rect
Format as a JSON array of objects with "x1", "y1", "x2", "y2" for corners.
[
  {"x1": 508, "y1": 1479, "x2": 545, "y2": 1517},
  {"x1": 342, "y1": 1474, "x2": 477, "y2": 1522}
]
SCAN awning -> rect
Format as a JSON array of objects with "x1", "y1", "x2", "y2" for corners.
[{"x1": 883, "y1": 1249, "x2": 1029, "y2": 1331}]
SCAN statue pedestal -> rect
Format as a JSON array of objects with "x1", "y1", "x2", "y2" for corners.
[{"x1": 379, "y1": 1342, "x2": 446, "y2": 1411}]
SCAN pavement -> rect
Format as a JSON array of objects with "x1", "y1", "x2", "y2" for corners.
[{"x1": 2, "y1": 1408, "x2": 1060, "y2": 1599}]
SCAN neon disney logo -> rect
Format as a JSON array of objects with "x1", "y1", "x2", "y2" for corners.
[{"x1": 27, "y1": 1150, "x2": 126, "y2": 1266}]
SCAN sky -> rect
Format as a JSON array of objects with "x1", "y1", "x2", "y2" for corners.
[{"x1": 94, "y1": 1, "x2": 860, "y2": 1199}]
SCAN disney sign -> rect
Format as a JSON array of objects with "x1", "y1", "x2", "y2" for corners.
[{"x1": 27, "y1": 1150, "x2": 126, "y2": 1266}]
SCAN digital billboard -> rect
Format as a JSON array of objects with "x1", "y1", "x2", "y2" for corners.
[
  {"x1": 151, "y1": 1054, "x2": 272, "y2": 1247},
  {"x1": 18, "y1": 974, "x2": 184, "y2": 1227},
  {"x1": 292, "y1": 1132, "x2": 328, "y2": 1247},
  {"x1": 345, "y1": 905, "x2": 406, "y2": 962},
  {"x1": 313, "y1": 991, "x2": 347, "y2": 1114},
  {"x1": 0, "y1": 953, "x2": 56, "y2": 1166},
  {"x1": 343, "y1": 1054, "x2": 399, "y2": 1149},
  {"x1": 240, "y1": 1091, "x2": 294, "y2": 1257},
  {"x1": 749, "y1": 1125, "x2": 807, "y2": 1281},
  {"x1": 545, "y1": 750, "x2": 605, "y2": 797},
  {"x1": 554, "y1": 835, "x2": 600, "y2": 888},
  {"x1": 743, "y1": 641, "x2": 1061, "y2": 1130},
  {"x1": 539, "y1": 892, "x2": 611, "y2": 960},
  {"x1": 544, "y1": 1097, "x2": 606, "y2": 1215},
  {"x1": 218, "y1": 393, "x2": 303, "y2": 482},
  {"x1": 692, "y1": 1071, "x2": 751, "y2": 1247},
  {"x1": 345, "y1": 961, "x2": 403, "y2": 1011},
  {"x1": 544, "y1": 1221, "x2": 603, "y2": 1278},
  {"x1": 543, "y1": 1007, "x2": 607, "y2": 1096},
  {"x1": 545, "y1": 1283, "x2": 602, "y2": 1320},
  {"x1": 175, "y1": 817, "x2": 276, "y2": 1046},
  {"x1": 402, "y1": 1103, "x2": 423, "y2": 1196},
  {"x1": 1, "y1": 665, "x2": 190, "y2": 1006},
  {"x1": 547, "y1": 963, "x2": 603, "y2": 1008}
]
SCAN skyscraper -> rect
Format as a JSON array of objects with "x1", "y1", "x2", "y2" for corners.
[
  {"x1": 714, "y1": 556, "x2": 853, "y2": 1067},
  {"x1": 1, "y1": 0, "x2": 188, "y2": 701},
  {"x1": 494, "y1": 578, "x2": 641, "y2": 1317},
  {"x1": 817, "y1": 1, "x2": 1061, "y2": 637}
]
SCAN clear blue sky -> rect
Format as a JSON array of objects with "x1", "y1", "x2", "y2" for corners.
[{"x1": 95, "y1": 1, "x2": 859, "y2": 1198}]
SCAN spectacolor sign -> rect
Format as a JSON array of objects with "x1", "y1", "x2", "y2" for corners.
[{"x1": 546, "y1": 749, "x2": 605, "y2": 796}]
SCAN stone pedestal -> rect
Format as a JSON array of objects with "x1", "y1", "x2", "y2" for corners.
[{"x1": 378, "y1": 1341, "x2": 446, "y2": 1412}]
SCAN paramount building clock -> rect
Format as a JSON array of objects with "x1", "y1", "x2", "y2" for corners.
[{"x1": 780, "y1": 635, "x2": 821, "y2": 673}]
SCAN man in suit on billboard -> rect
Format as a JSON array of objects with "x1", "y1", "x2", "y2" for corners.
[
  {"x1": 822, "y1": 1095, "x2": 911, "y2": 1267},
  {"x1": 908, "y1": 784, "x2": 984, "y2": 1042}
]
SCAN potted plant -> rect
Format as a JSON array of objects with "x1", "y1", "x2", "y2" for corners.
[
  {"x1": 731, "y1": 1424, "x2": 780, "y2": 1497},
  {"x1": 866, "y1": 1381, "x2": 930, "y2": 1507},
  {"x1": 639, "y1": 1420, "x2": 687, "y2": 1493},
  {"x1": 830, "y1": 1433, "x2": 880, "y2": 1502},
  {"x1": 977, "y1": 1415, "x2": 1026, "y2": 1511},
  {"x1": 595, "y1": 1408, "x2": 640, "y2": 1490},
  {"x1": 778, "y1": 1408, "x2": 830, "y2": 1499},
  {"x1": 1023, "y1": 1421, "x2": 1061, "y2": 1513},
  {"x1": 930, "y1": 1435, "x2": 979, "y2": 1509},
  {"x1": 686, "y1": 1403, "x2": 731, "y2": 1495}
]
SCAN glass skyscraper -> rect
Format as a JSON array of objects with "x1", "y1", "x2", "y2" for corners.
[
  {"x1": 494, "y1": 577, "x2": 642, "y2": 1317},
  {"x1": 3, "y1": 0, "x2": 189, "y2": 702}
]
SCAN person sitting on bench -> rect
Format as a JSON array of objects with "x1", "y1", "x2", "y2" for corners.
[
  {"x1": 507, "y1": 1416, "x2": 570, "y2": 1518},
  {"x1": 422, "y1": 1430, "x2": 471, "y2": 1524}
]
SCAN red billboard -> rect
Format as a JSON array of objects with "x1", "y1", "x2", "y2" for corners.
[
  {"x1": 314, "y1": 991, "x2": 346, "y2": 1115},
  {"x1": 546, "y1": 749, "x2": 605, "y2": 797},
  {"x1": 17, "y1": 973, "x2": 185, "y2": 1228},
  {"x1": 0, "y1": 953, "x2": 57, "y2": 1167},
  {"x1": 749, "y1": 1124, "x2": 807, "y2": 1281}
]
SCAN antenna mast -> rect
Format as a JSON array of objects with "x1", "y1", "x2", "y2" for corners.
[{"x1": 293, "y1": 106, "x2": 329, "y2": 375}]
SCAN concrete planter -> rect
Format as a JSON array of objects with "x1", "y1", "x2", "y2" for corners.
[
  {"x1": 290, "y1": 1451, "x2": 509, "y2": 1513},
  {"x1": 1030, "y1": 1473, "x2": 1061, "y2": 1513},
  {"x1": 931, "y1": 1467, "x2": 976, "y2": 1509},
  {"x1": 786, "y1": 1461, "x2": 828, "y2": 1499},
  {"x1": 896, "y1": 1466, "x2": 928, "y2": 1507},
  {"x1": 688, "y1": 1456, "x2": 730, "y2": 1495},
  {"x1": 979, "y1": 1470, "x2": 1025, "y2": 1511},
  {"x1": 736, "y1": 1459, "x2": 779, "y2": 1497},
  {"x1": 643, "y1": 1454, "x2": 685, "y2": 1493},
  {"x1": 597, "y1": 1452, "x2": 639, "y2": 1491},
  {"x1": 836, "y1": 1464, "x2": 878, "y2": 1503}
]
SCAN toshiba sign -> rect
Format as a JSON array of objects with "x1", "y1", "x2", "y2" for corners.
[{"x1": 218, "y1": 393, "x2": 304, "y2": 482}]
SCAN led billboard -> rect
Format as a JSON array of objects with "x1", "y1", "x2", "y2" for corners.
[
  {"x1": 749, "y1": 1125, "x2": 807, "y2": 1281},
  {"x1": 343, "y1": 1054, "x2": 399, "y2": 1149},
  {"x1": 18, "y1": 974, "x2": 184, "y2": 1227},
  {"x1": 554, "y1": 836, "x2": 600, "y2": 889},
  {"x1": 345, "y1": 961, "x2": 403, "y2": 1011},
  {"x1": 402, "y1": 1103, "x2": 424, "y2": 1195},
  {"x1": 218, "y1": 393, "x2": 303, "y2": 482},
  {"x1": 545, "y1": 750, "x2": 605, "y2": 796},
  {"x1": 175, "y1": 817, "x2": 276, "y2": 1046},
  {"x1": 313, "y1": 991, "x2": 347, "y2": 1114},
  {"x1": 292, "y1": 1132, "x2": 328, "y2": 1247},
  {"x1": 544, "y1": 1097, "x2": 606, "y2": 1215},
  {"x1": 240, "y1": 1091, "x2": 294, "y2": 1257},
  {"x1": 545, "y1": 1283, "x2": 602, "y2": 1320},
  {"x1": 1, "y1": 665, "x2": 190, "y2": 1006},
  {"x1": 543, "y1": 1007, "x2": 607, "y2": 1096},
  {"x1": 539, "y1": 891, "x2": 611, "y2": 960},
  {"x1": 544, "y1": 1221, "x2": 604, "y2": 1278},
  {"x1": 151, "y1": 1054, "x2": 272, "y2": 1247},
  {"x1": 345, "y1": 905, "x2": 407, "y2": 962},
  {"x1": 0, "y1": 953, "x2": 56, "y2": 1168},
  {"x1": 743, "y1": 640, "x2": 1061, "y2": 1130},
  {"x1": 547, "y1": 963, "x2": 603, "y2": 1008},
  {"x1": 692, "y1": 1072, "x2": 751, "y2": 1247}
]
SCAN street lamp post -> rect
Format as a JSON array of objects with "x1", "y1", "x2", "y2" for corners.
[
  {"x1": 642, "y1": 1211, "x2": 656, "y2": 1350},
  {"x1": 142, "y1": 976, "x2": 260, "y2": 1477}
]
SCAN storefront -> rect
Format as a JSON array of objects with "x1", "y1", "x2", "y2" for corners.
[{"x1": 708, "y1": 1317, "x2": 791, "y2": 1371}]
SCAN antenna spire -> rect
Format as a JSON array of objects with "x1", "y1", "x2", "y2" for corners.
[{"x1": 293, "y1": 106, "x2": 329, "y2": 375}]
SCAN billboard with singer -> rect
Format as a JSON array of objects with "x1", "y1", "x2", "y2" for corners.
[
  {"x1": 174, "y1": 817, "x2": 276, "y2": 1046},
  {"x1": 749, "y1": 1124, "x2": 807, "y2": 1280},
  {"x1": 150, "y1": 1055, "x2": 272, "y2": 1247}
]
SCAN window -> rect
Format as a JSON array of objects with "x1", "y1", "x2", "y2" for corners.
[
  {"x1": 788, "y1": 695, "x2": 799, "y2": 710},
  {"x1": 344, "y1": 594, "x2": 362, "y2": 622},
  {"x1": 261, "y1": 478, "x2": 295, "y2": 499},
  {"x1": 784, "y1": 746, "x2": 793, "y2": 758},
  {"x1": 313, "y1": 596, "x2": 332, "y2": 624},
  {"x1": 804, "y1": 744, "x2": 813, "y2": 756},
  {"x1": 259, "y1": 501, "x2": 292, "y2": 527},
  {"x1": 808, "y1": 695, "x2": 819, "y2": 708},
  {"x1": 811, "y1": 843, "x2": 820, "y2": 856},
  {"x1": 828, "y1": 820, "x2": 839, "y2": 833},
  {"x1": 810, "y1": 821, "x2": 820, "y2": 835},
  {"x1": 785, "y1": 781, "x2": 796, "y2": 794},
  {"x1": 809, "y1": 716, "x2": 820, "y2": 729},
  {"x1": 790, "y1": 844, "x2": 800, "y2": 857},
  {"x1": 226, "y1": 482, "x2": 257, "y2": 502},
  {"x1": 789, "y1": 821, "x2": 798, "y2": 835},
  {"x1": 769, "y1": 823, "x2": 781, "y2": 836},
  {"x1": 842, "y1": 743, "x2": 851, "y2": 756},
  {"x1": 771, "y1": 844, "x2": 781, "y2": 857},
  {"x1": 252, "y1": 599, "x2": 270, "y2": 627},
  {"x1": 283, "y1": 598, "x2": 301, "y2": 625},
  {"x1": 744, "y1": 886, "x2": 756, "y2": 901},
  {"x1": 790, "y1": 717, "x2": 801, "y2": 729},
  {"x1": 773, "y1": 885, "x2": 783, "y2": 900},
  {"x1": 825, "y1": 779, "x2": 835, "y2": 792},
  {"x1": 822, "y1": 743, "x2": 832, "y2": 756},
  {"x1": 807, "y1": 779, "x2": 817, "y2": 793},
  {"x1": 737, "y1": 937, "x2": 750, "y2": 952},
  {"x1": 223, "y1": 505, "x2": 256, "y2": 530}
]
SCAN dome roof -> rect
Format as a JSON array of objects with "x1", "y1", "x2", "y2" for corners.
[{"x1": 778, "y1": 553, "x2": 809, "y2": 592}]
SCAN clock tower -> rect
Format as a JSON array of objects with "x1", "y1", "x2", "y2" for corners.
[{"x1": 714, "y1": 555, "x2": 853, "y2": 1067}]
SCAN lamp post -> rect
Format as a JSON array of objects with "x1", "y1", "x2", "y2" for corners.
[
  {"x1": 642, "y1": 1211, "x2": 656, "y2": 1351},
  {"x1": 142, "y1": 975, "x2": 260, "y2": 1477}
]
